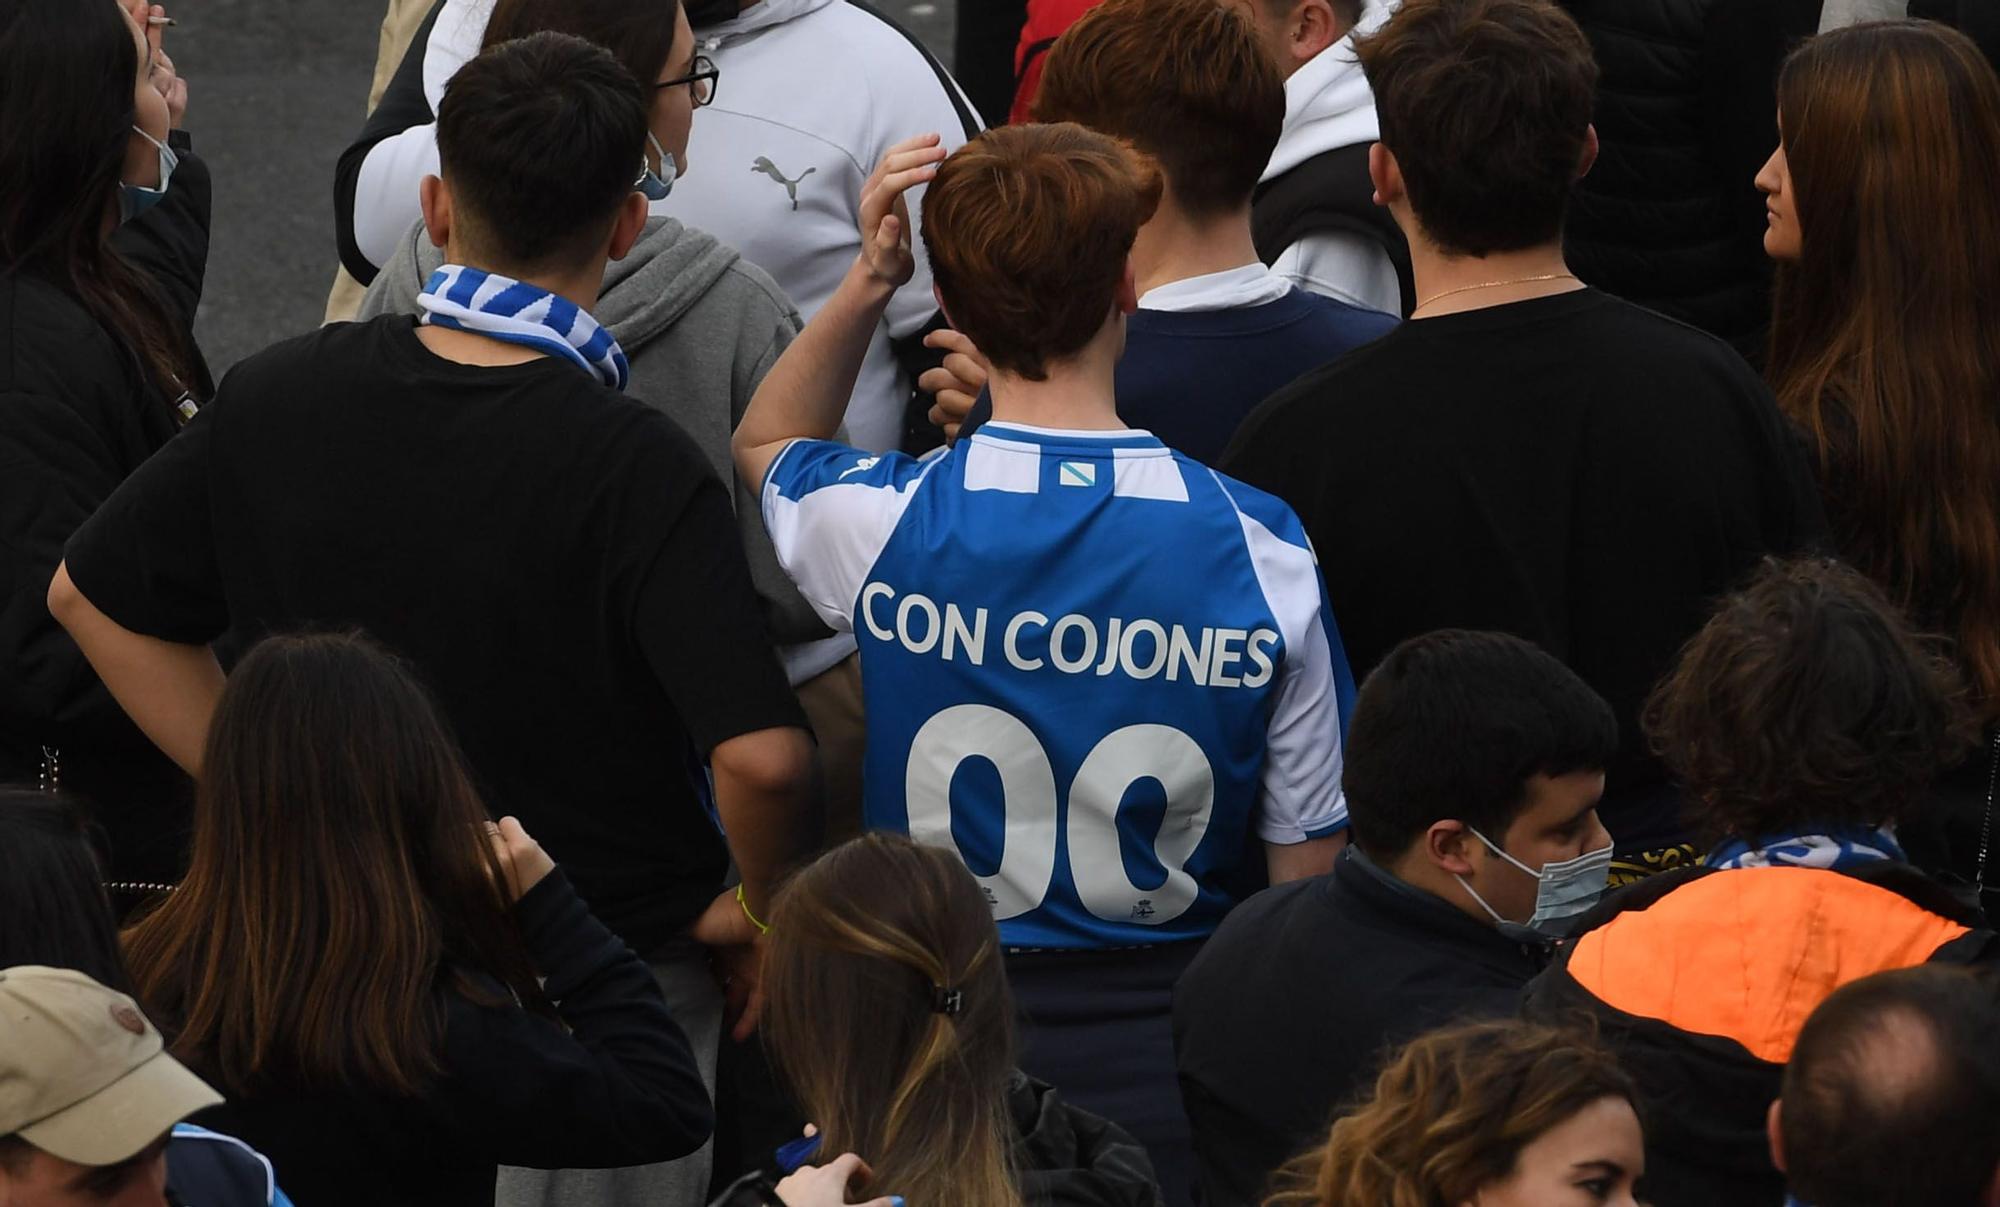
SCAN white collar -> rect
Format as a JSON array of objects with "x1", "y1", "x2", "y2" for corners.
[{"x1": 1137, "y1": 263, "x2": 1295, "y2": 313}]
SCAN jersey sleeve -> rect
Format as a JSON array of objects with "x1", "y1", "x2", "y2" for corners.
[
  {"x1": 759, "y1": 439, "x2": 939, "y2": 632},
  {"x1": 1213, "y1": 474, "x2": 1358, "y2": 843}
]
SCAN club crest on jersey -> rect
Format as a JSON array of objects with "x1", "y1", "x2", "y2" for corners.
[{"x1": 1058, "y1": 461, "x2": 1097, "y2": 487}]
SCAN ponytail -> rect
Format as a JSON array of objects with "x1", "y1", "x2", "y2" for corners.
[{"x1": 764, "y1": 835, "x2": 1023, "y2": 1207}]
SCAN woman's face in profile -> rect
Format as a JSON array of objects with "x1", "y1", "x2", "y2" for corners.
[{"x1": 1466, "y1": 1095, "x2": 1646, "y2": 1207}]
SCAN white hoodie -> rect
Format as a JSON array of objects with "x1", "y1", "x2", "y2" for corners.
[
  {"x1": 1259, "y1": 0, "x2": 1401, "y2": 314},
  {"x1": 351, "y1": 0, "x2": 980, "y2": 453}
]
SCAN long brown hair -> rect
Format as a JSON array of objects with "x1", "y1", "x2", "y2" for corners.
[
  {"x1": 1766, "y1": 21, "x2": 2000, "y2": 723},
  {"x1": 764, "y1": 834, "x2": 1021, "y2": 1207},
  {"x1": 0, "y1": 0, "x2": 198, "y2": 406},
  {"x1": 123, "y1": 632, "x2": 545, "y2": 1096},
  {"x1": 1265, "y1": 1020, "x2": 1638, "y2": 1207}
]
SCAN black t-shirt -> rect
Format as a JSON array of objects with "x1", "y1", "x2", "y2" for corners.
[
  {"x1": 65, "y1": 316, "x2": 804, "y2": 952},
  {"x1": 1173, "y1": 851, "x2": 1544, "y2": 1206},
  {"x1": 1220, "y1": 289, "x2": 1827, "y2": 851}
]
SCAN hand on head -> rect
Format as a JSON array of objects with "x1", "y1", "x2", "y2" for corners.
[{"x1": 857, "y1": 134, "x2": 946, "y2": 287}]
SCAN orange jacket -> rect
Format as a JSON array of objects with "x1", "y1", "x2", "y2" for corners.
[{"x1": 1523, "y1": 863, "x2": 1997, "y2": 1207}]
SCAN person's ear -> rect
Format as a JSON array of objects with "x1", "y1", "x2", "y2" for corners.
[
  {"x1": 933, "y1": 284, "x2": 956, "y2": 330},
  {"x1": 420, "y1": 176, "x2": 451, "y2": 250},
  {"x1": 1368, "y1": 142, "x2": 1403, "y2": 209},
  {"x1": 1115, "y1": 261, "x2": 1140, "y2": 316},
  {"x1": 1427, "y1": 820, "x2": 1477, "y2": 877},
  {"x1": 1766, "y1": 1100, "x2": 1786, "y2": 1173},
  {"x1": 607, "y1": 191, "x2": 650, "y2": 262},
  {"x1": 1577, "y1": 123, "x2": 1600, "y2": 181},
  {"x1": 1293, "y1": 0, "x2": 1343, "y2": 65}
]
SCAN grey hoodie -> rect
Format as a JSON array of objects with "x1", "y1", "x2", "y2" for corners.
[{"x1": 359, "y1": 216, "x2": 855, "y2": 682}]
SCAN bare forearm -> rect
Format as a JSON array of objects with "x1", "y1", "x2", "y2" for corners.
[
  {"x1": 733, "y1": 259, "x2": 898, "y2": 486},
  {"x1": 1266, "y1": 833, "x2": 1347, "y2": 884},
  {"x1": 710, "y1": 726, "x2": 820, "y2": 918},
  {"x1": 48, "y1": 562, "x2": 223, "y2": 775}
]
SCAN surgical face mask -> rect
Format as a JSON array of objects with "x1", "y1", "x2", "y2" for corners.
[
  {"x1": 1455, "y1": 825, "x2": 1614, "y2": 943},
  {"x1": 118, "y1": 126, "x2": 177, "y2": 224},
  {"x1": 638, "y1": 133, "x2": 678, "y2": 201}
]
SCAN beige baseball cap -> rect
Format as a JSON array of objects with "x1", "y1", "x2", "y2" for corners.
[{"x1": 0, "y1": 966, "x2": 222, "y2": 1166}]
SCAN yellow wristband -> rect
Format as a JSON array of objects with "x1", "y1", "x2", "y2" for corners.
[{"x1": 736, "y1": 884, "x2": 771, "y2": 935}]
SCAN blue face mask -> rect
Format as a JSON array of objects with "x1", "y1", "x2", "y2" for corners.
[
  {"x1": 637, "y1": 132, "x2": 678, "y2": 202},
  {"x1": 118, "y1": 126, "x2": 177, "y2": 223}
]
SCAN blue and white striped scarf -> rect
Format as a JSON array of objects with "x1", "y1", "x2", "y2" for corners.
[
  {"x1": 416, "y1": 264, "x2": 630, "y2": 391},
  {"x1": 1706, "y1": 825, "x2": 1906, "y2": 872}
]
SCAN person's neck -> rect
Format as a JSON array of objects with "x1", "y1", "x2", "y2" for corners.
[
  {"x1": 987, "y1": 335, "x2": 1124, "y2": 433},
  {"x1": 1406, "y1": 238, "x2": 1583, "y2": 319},
  {"x1": 415, "y1": 251, "x2": 608, "y2": 368},
  {"x1": 1128, "y1": 202, "x2": 1264, "y2": 299},
  {"x1": 1382, "y1": 847, "x2": 1495, "y2": 926}
]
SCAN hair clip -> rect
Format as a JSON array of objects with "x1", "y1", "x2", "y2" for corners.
[{"x1": 931, "y1": 985, "x2": 964, "y2": 1017}]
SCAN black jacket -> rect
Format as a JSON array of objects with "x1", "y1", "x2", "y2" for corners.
[
  {"x1": 1522, "y1": 861, "x2": 2000, "y2": 1207},
  {"x1": 1174, "y1": 850, "x2": 1546, "y2": 1207},
  {"x1": 1556, "y1": 0, "x2": 1822, "y2": 361},
  {"x1": 1011, "y1": 1073, "x2": 1164, "y2": 1207},
  {"x1": 0, "y1": 131, "x2": 210, "y2": 885},
  {"x1": 194, "y1": 870, "x2": 713, "y2": 1207}
]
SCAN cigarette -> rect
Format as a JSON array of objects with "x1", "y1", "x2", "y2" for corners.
[{"x1": 148, "y1": 15, "x2": 176, "y2": 25}]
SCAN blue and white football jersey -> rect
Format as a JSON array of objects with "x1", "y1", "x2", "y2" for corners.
[{"x1": 762, "y1": 423, "x2": 1356, "y2": 948}]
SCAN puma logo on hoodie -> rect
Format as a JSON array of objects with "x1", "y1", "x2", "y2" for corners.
[{"x1": 751, "y1": 157, "x2": 816, "y2": 210}]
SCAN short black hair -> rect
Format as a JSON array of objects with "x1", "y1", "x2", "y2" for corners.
[
  {"x1": 1355, "y1": 0, "x2": 1598, "y2": 256},
  {"x1": 1343, "y1": 630, "x2": 1619, "y2": 859},
  {"x1": 435, "y1": 31, "x2": 648, "y2": 270},
  {"x1": 1783, "y1": 966, "x2": 2000, "y2": 1207}
]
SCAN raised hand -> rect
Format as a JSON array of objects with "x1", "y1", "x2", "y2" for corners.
[{"x1": 856, "y1": 134, "x2": 947, "y2": 289}]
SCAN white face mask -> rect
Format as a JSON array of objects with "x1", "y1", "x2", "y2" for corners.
[
  {"x1": 637, "y1": 132, "x2": 678, "y2": 201},
  {"x1": 1455, "y1": 825, "x2": 1614, "y2": 943},
  {"x1": 118, "y1": 126, "x2": 177, "y2": 223}
]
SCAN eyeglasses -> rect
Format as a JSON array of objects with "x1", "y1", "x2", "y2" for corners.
[{"x1": 657, "y1": 55, "x2": 719, "y2": 108}]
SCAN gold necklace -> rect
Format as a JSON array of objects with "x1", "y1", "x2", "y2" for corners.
[{"x1": 1413, "y1": 272, "x2": 1578, "y2": 313}]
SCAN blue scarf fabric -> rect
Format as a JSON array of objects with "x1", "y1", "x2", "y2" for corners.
[
  {"x1": 416, "y1": 264, "x2": 630, "y2": 391},
  {"x1": 1706, "y1": 826, "x2": 1906, "y2": 872}
]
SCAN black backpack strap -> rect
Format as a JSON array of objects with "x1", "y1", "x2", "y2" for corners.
[{"x1": 1250, "y1": 142, "x2": 1415, "y2": 315}]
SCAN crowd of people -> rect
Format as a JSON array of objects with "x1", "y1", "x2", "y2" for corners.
[{"x1": 4, "y1": 0, "x2": 2000, "y2": 1204}]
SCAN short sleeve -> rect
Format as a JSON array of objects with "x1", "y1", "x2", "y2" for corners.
[
  {"x1": 1212, "y1": 474, "x2": 1356, "y2": 843},
  {"x1": 759, "y1": 439, "x2": 939, "y2": 631},
  {"x1": 63, "y1": 409, "x2": 228, "y2": 645},
  {"x1": 634, "y1": 477, "x2": 807, "y2": 753}
]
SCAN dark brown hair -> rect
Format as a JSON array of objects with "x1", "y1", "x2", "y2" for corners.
[
  {"x1": 123, "y1": 632, "x2": 545, "y2": 1096},
  {"x1": 437, "y1": 31, "x2": 649, "y2": 269},
  {"x1": 764, "y1": 834, "x2": 1019, "y2": 1207},
  {"x1": 1033, "y1": 0, "x2": 1284, "y2": 217},
  {"x1": 483, "y1": 0, "x2": 683, "y2": 98},
  {"x1": 1266, "y1": 1020, "x2": 1638, "y2": 1207},
  {"x1": 1766, "y1": 21, "x2": 2000, "y2": 724},
  {"x1": 922, "y1": 122, "x2": 1162, "y2": 380},
  {"x1": 1782, "y1": 966, "x2": 2000, "y2": 1207},
  {"x1": 1644, "y1": 558, "x2": 1974, "y2": 846},
  {"x1": 0, "y1": 0, "x2": 198, "y2": 408},
  {"x1": 1355, "y1": 0, "x2": 1597, "y2": 256}
]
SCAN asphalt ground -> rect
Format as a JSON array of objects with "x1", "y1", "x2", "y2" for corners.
[{"x1": 178, "y1": 0, "x2": 957, "y2": 374}]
